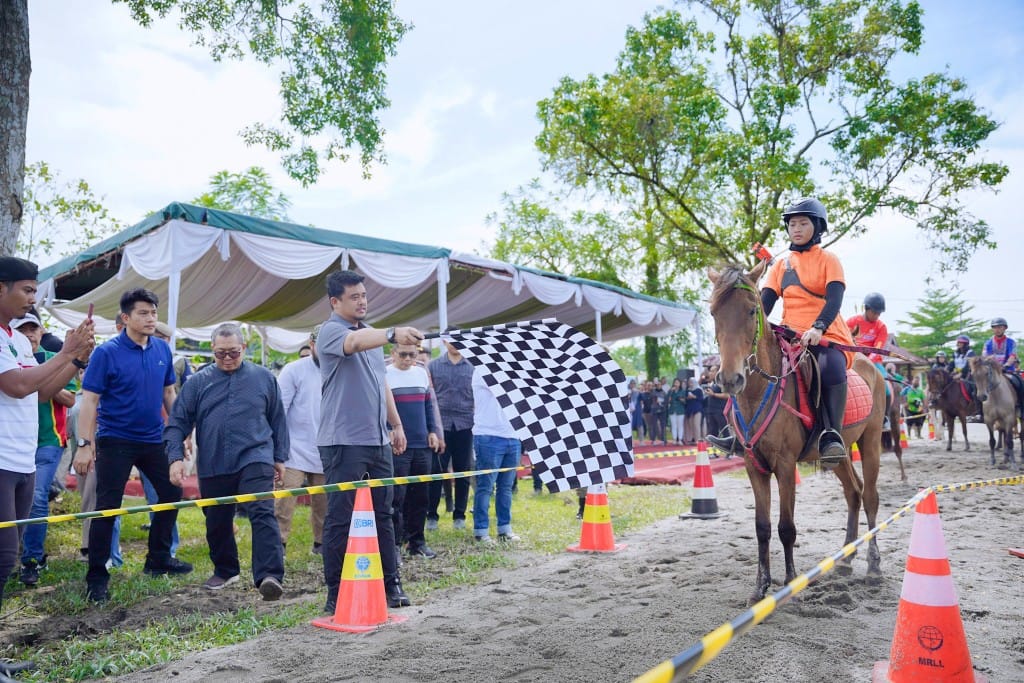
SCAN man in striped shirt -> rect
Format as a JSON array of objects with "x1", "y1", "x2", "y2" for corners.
[{"x1": 386, "y1": 343, "x2": 440, "y2": 558}]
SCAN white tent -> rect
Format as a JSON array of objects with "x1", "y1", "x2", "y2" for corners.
[{"x1": 37, "y1": 203, "x2": 695, "y2": 351}]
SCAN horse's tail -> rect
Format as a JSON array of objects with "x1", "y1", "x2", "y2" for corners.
[{"x1": 843, "y1": 452, "x2": 865, "y2": 496}]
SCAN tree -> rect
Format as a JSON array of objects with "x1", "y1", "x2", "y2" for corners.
[
  {"x1": 193, "y1": 167, "x2": 291, "y2": 221},
  {"x1": 534, "y1": 0, "x2": 1007, "y2": 273},
  {"x1": 486, "y1": 181, "x2": 690, "y2": 379},
  {"x1": 1, "y1": 0, "x2": 409, "y2": 254},
  {"x1": 895, "y1": 288, "x2": 987, "y2": 359},
  {"x1": 18, "y1": 161, "x2": 123, "y2": 263}
]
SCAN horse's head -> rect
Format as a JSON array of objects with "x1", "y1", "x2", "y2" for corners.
[
  {"x1": 707, "y1": 260, "x2": 769, "y2": 395},
  {"x1": 970, "y1": 356, "x2": 999, "y2": 402},
  {"x1": 926, "y1": 366, "x2": 950, "y2": 392}
]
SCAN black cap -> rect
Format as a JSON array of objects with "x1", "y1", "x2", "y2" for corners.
[{"x1": 0, "y1": 256, "x2": 38, "y2": 282}]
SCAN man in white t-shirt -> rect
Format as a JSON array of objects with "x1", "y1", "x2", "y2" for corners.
[
  {"x1": 470, "y1": 365, "x2": 521, "y2": 544},
  {"x1": 274, "y1": 327, "x2": 327, "y2": 555},
  {"x1": 0, "y1": 256, "x2": 94, "y2": 678}
]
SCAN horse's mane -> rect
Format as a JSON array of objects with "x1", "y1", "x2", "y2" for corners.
[
  {"x1": 709, "y1": 264, "x2": 756, "y2": 313},
  {"x1": 973, "y1": 355, "x2": 1004, "y2": 373}
]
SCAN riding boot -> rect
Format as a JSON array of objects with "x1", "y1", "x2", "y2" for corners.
[
  {"x1": 707, "y1": 425, "x2": 740, "y2": 455},
  {"x1": 818, "y1": 383, "x2": 848, "y2": 469}
]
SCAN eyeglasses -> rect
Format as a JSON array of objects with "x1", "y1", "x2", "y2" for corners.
[
  {"x1": 213, "y1": 349, "x2": 243, "y2": 360},
  {"x1": 396, "y1": 351, "x2": 418, "y2": 359}
]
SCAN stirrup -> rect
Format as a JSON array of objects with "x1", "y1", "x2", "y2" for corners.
[
  {"x1": 817, "y1": 430, "x2": 847, "y2": 470},
  {"x1": 707, "y1": 434, "x2": 740, "y2": 454}
]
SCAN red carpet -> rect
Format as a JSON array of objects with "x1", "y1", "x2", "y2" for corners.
[{"x1": 624, "y1": 443, "x2": 746, "y2": 485}]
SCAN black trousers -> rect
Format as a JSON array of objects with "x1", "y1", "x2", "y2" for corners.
[
  {"x1": 87, "y1": 438, "x2": 180, "y2": 586},
  {"x1": 319, "y1": 444, "x2": 398, "y2": 603},
  {"x1": 428, "y1": 428, "x2": 473, "y2": 521},
  {"x1": 392, "y1": 446, "x2": 432, "y2": 548},
  {"x1": 0, "y1": 469, "x2": 33, "y2": 609},
  {"x1": 200, "y1": 462, "x2": 284, "y2": 586}
]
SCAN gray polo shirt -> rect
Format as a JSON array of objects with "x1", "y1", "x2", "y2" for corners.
[
  {"x1": 428, "y1": 353, "x2": 475, "y2": 432},
  {"x1": 317, "y1": 312, "x2": 389, "y2": 447}
]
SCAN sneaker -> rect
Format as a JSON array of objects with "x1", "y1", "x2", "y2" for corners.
[
  {"x1": 452, "y1": 518, "x2": 466, "y2": 530},
  {"x1": 385, "y1": 581, "x2": 410, "y2": 608},
  {"x1": 19, "y1": 560, "x2": 41, "y2": 587},
  {"x1": 407, "y1": 544, "x2": 437, "y2": 559},
  {"x1": 143, "y1": 557, "x2": 194, "y2": 577},
  {"x1": 258, "y1": 576, "x2": 283, "y2": 601},
  {"x1": 497, "y1": 533, "x2": 521, "y2": 543},
  {"x1": 86, "y1": 582, "x2": 109, "y2": 603},
  {"x1": 474, "y1": 535, "x2": 495, "y2": 545},
  {"x1": 425, "y1": 518, "x2": 438, "y2": 531},
  {"x1": 203, "y1": 574, "x2": 240, "y2": 591}
]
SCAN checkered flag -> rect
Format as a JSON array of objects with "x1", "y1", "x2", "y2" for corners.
[{"x1": 445, "y1": 319, "x2": 634, "y2": 492}]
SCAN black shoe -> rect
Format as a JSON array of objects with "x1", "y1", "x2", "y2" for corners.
[
  {"x1": 312, "y1": 542, "x2": 322, "y2": 556},
  {"x1": 407, "y1": 544, "x2": 436, "y2": 559},
  {"x1": 707, "y1": 434, "x2": 739, "y2": 453},
  {"x1": 20, "y1": 558, "x2": 42, "y2": 587},
  {"x1": 818, "y1": 430, "x2": 848, "y2": 469},
  {"x1": 386, "y1": 580, "x2": 411, "y2": 608},
  {"x1": 143, "y1": 557, "x2": 194, "y2": 577},
  {"x1": 86, "y1": 582, "x2": 109, "y2": 603}
]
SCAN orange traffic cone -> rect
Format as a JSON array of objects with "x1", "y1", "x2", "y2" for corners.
[
  {"x1": 1008, "y1": 547, "x2": 1024, "y2": 559},
  {"x1": 928, "y1": 420, "x2": 936, "y2": 441},
  {"x1": 899, "y1": 419, "x2": 910, "y2": 449},
  {"x1": 852, "y1": 442, "x2": 861, "y2": 462},
  {"x1": 312, "y1": 487, "x2": 408, "y2": 633},
  {"x1": 794, "y1": 466, "x2": 802, "y2": 486},
  {"x1": 872, "y1": 491, "x2": 986, "y2": 682},
  {"x1": 567, "y1": 484, "x2": 625, "y2": 553},
  {"x1": 680, "y1": 441, "x2": 725, "y2": 519}
]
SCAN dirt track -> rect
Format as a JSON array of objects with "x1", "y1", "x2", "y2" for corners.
[{"x1": 107, "y1": 425, "x2": 1023, "y2": 682}]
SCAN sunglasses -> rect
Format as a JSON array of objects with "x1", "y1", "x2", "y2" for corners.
[
  {"x1": 396, "y1": 351, "x2": 418, "y2": 359},
  {"x1": 213, "y1": 349, "x2": 243, "y2": 360}
]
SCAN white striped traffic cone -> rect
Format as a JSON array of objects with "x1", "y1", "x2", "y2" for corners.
[{"x1": 679, "y1": 441, "x2": 725, "y2": 519}]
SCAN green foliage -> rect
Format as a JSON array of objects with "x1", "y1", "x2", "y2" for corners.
[
  {"x1": 113, "y1": 0, "x2": 411, "y2": 184},
  {"x1": 895, "y1": 287, "x2": 988, "y2": 358},
  {"x1": 192, "y1": 167, "x2": 291, "y2": 220},
  {"x1": 534, "y1": 0, "x2": 1006, "y2": 273},
  {"x1": 17, "y1": 161, "x2": 123, "y2": 263}
]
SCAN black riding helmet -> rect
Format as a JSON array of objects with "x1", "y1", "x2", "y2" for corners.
[
  {"x1": 864, "y1": 292, "x2": 886, "y2": 313},
  {"x1": 782, "y1": 197, "x2": 828, "y2": 251}
]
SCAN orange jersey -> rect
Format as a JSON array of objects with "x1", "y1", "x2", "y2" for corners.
[
  {"x1": 764, "y1": 245, "x2": 854, "y2": 365},
  {"x1": 845, "y1": 314, "x2": 888, "y2": 349}
]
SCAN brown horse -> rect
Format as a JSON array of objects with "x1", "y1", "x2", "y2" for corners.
[
  {"x1": 926, "y1": 366, "x2": 976, "y2": 452},
  {"x1": 881, "y1": 378, "x2": 907, "y2": 482},
  {"x1": 708, "y1": 263, "x2": 885, "y2": 602},
  {"x1": 970, "y1": 356, "x2": 1022, "y2": 469}
]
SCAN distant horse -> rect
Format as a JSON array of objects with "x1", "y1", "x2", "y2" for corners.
[
  {"x1": 926, "y1": 367, "x2": 976, "y2": 452},
  {"x1": 970, "y1": 356, "x2": 1022, "y2": 469},
  {"x1": 708, "y1": 264, "x2": 885, "y2": 603}
]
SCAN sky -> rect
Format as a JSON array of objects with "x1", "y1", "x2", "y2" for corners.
[{"x1": 24, "y1": 0, "x2": 1024, "y2": 346}]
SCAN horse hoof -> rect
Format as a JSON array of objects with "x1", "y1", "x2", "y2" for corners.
[{"x1": 835, "y1": 563, "x2": 854, "y2": 577}]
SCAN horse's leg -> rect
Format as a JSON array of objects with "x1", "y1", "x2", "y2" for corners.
[
  {"x1": 748, "y1": 469, "x2": 773, "y2": 603},
  {"x1": 960, "y1": 415, "x2": 970, "y2": 451},
  {"x1": 832, "y1": 462, "x2": 861, "y2": 576},
  {"x1": 988, "y1": 424, "x2": 996, "y2": 465},
  {"x1": 775, "y1": 467, "x2": 798, "y2": 584},
  {"x1": 946, "y1": 414, "x2": 954, "y2": 451},
  {"x1": 859, "y1": 440, "x2": 882, "y2": 578}
]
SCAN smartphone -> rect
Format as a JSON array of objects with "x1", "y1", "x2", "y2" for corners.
[{"x1": 87, "y1": 303, "x2": 94, "y2": 320}]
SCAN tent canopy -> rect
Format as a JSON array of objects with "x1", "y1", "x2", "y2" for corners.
[{"x1": 38, "y1": 202, "x2": 695, "y2": 351}]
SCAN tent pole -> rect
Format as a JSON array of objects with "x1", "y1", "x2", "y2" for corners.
[
  {"x1": 695, "y1": 314, "x2": 703, "y2": 375},
  {"x1": 167, "y1": 270, "x2": 181, "y2": 348},
  {"x1": 595, "y1": 310, "x2": 603, "y2": 344},
  {"x1": 437, "y1": 258, "x2": 449, "y2": 334}
]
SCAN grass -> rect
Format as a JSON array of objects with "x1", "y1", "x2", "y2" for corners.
[{"x1": 1, "y1": 480, "x2": 688, "y2": 681}]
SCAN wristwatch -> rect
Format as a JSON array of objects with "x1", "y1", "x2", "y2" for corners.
[
  {"x1": 812, "y1": 321, "x2": 827, "y2": 332},
  {"x1": 77, "y1": 438, "x2": 91, "y2": 448},
  {"x1": 385, "y1": 327, "x2": 397, "y2": 344},
  {"x1": 72, "y1": 358, "x2": 89, "y2": 370}
]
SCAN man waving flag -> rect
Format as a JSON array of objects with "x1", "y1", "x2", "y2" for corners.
[{"x1": 443, "y1": 319, "x2": 633, "y2": 492}]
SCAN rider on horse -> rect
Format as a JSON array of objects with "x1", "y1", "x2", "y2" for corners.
[
  {"x1": 846, "y1": 292, "x2": 895, "y2": 428},
  {"x1": 708, "y1": 197, "x2": 854, "y2": 468},
  {"x1": 952, "y1": 336, "x2": 975, "y2": 379},
  {"x1": 932, "y1": 350, "x2": 949, "y2": 371},
  {"x1": 984, "y1": 317, "x2": 1024, "y2": 417}
]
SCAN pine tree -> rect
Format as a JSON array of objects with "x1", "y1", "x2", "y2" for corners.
[{"x1": 896, "y1": 289, "x2": 987, "y2": 358}]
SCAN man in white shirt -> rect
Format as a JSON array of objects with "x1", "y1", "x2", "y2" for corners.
[
  {"x1": 470, "y1": 366, "x2": 521, "y2": 544},
  {"x1": 0, "y1": 256, "x2": 94, "y2": 678},
  {"x1": 274, "y1": 327, "x2": 327, "y2": 555}
]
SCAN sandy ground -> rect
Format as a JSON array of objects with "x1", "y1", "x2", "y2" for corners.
[{"x1": 110, "y1": 424, "x2": 1023, "y2": 683}]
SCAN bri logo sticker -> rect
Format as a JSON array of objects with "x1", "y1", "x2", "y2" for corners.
[{"x1": 355, "y1": 556, "x2": 371, "y2": 573}]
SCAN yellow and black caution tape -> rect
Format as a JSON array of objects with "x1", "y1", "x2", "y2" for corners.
[
  {"x1": 633, "y1": 449, "x2": 697, "y2": 460},
  {"x1": 0, "y1": 466, "x2": 527, "y2": 530},
  {"x1": 633, "y1": 475, "x2": 1024, "y2": 682}
]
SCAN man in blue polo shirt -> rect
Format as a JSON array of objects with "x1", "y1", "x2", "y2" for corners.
[{"x1": 73, "y1": 288, "x2": 193, "y2": 603}]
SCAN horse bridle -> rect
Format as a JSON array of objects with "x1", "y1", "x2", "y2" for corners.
[{"x1": 731, "y1": 281, "x2": 789, "y2": 383}]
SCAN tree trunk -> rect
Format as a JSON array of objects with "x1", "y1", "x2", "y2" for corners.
[{"x1": 0, "y1": 0, "x2": 31, "y2": 256}]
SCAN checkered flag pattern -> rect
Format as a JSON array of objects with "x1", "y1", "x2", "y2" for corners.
[{"x1": 446, "y1": 319, "x2": 634, "y2": 492}]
